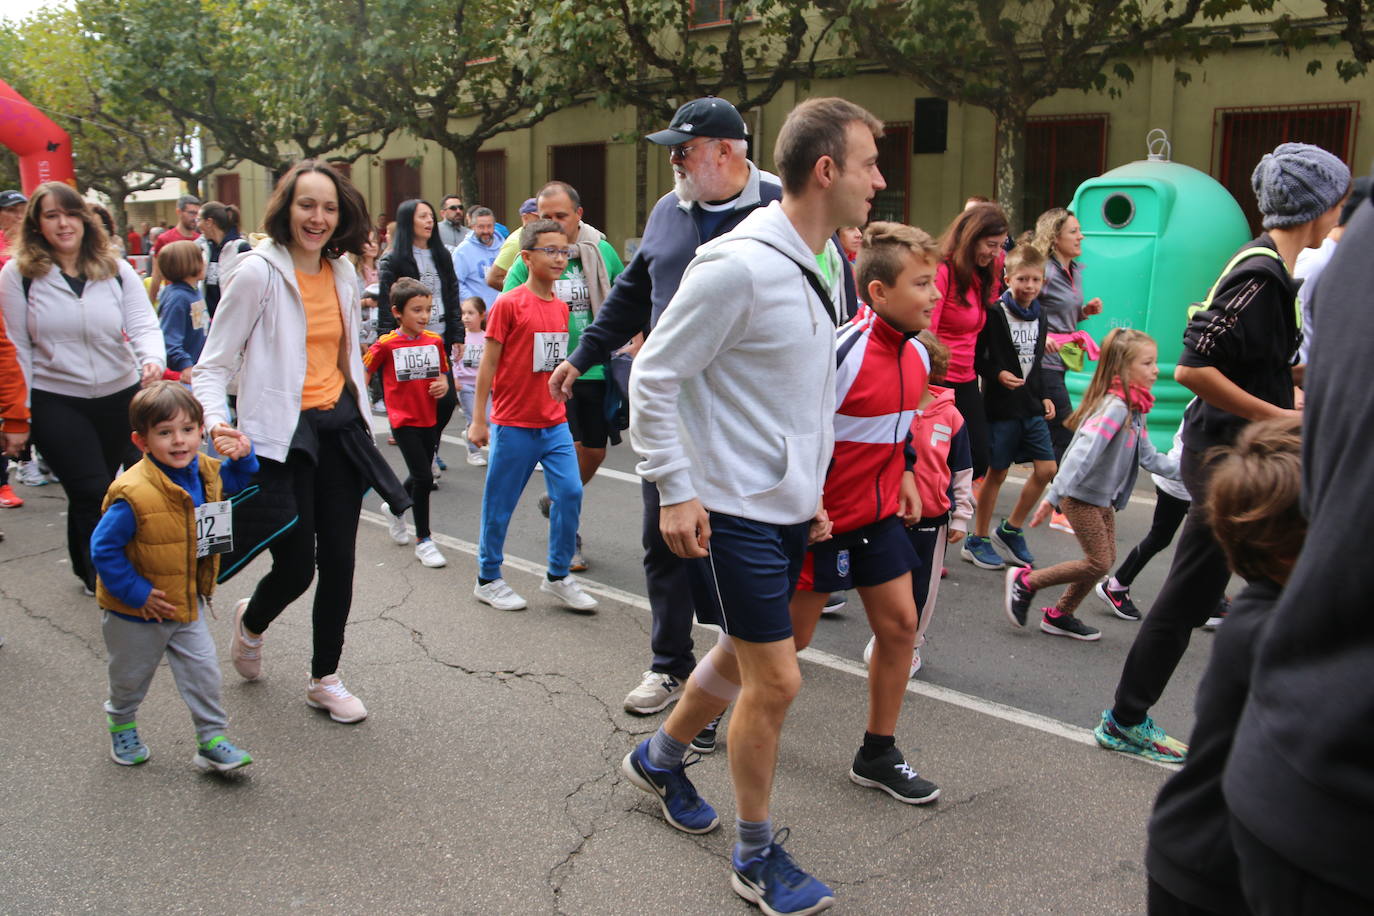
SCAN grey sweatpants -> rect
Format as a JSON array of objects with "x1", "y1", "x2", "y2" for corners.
[{"x1": 102, "y1": 605, "x2": 227, "y2": 743}]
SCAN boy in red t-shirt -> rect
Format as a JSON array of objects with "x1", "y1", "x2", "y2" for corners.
[
  {"x1": 364, "y1": 278, "x2": 451, "y2": 569},
  {"x1": 467, "y1": 221, "x2": 597, "y2": 613}
]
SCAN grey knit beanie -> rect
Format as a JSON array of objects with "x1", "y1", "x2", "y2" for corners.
[{"x1": 1251, "y1": 143, "x2": 1351, "y2": 229}]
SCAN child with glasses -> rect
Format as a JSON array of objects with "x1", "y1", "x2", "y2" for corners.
[{"x1": 467, "y1": 220, "x2": 596, "y2": 613}]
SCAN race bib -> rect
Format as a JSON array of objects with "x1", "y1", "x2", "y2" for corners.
[
  {"x1": 190, "y1": 298, "x2": 209, "y2": 331},
  {"x1": 393, "y1": 343, "x2": 442, "y2": 381},
  {"x1": 461, "y1": 342, "x2": 484, "y2": 368},
  {"x1": 533, "y1": 332, "x2": 568, "y2": 373},
  {"x1": 196, "y1": 500, "x2": 233, "y2": 558}
]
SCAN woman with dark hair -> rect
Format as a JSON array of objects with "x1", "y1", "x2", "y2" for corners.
[
  {"x1": 198, "y1": 200, "x2": 252, "y2": 319},
  {"x1": 377, "y1": 198, "x2": 463, "y2": 471},
  {"x1": 0, "y1": 181, "x2": 164, "y2": 593},
  {"x1": 193, "y1": 160, "x2": 408, "y2": 724},
  {"x1": 931, "y1": 202, "x2": 1008, "y2": 486}
]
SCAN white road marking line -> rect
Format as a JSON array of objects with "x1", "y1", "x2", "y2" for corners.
[{"x1": 361, "y1": 510, "x2": 1172, "y2": 769}]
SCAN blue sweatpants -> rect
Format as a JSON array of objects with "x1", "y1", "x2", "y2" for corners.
[{"x1": 478, "y1": 423, "x2": 582, "y2": 580}]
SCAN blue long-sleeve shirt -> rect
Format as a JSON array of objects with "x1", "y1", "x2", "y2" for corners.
[
  {"x1": 91, "y1": 449, "x2": 258, "y2": 614},
  {"x1": 158, "y1": 281, "x2": 208, "y2": 371}
]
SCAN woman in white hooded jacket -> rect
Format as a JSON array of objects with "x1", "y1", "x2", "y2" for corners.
[
  {"x1": 0, "y1": 181, "x2": 164, "y2": 593},
  {"x1": 193, "y1": 160, "x2": 407, "y2": 724}
]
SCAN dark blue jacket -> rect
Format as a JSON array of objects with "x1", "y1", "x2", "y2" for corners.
[{"x1": 569, "y1": 162, "x2": 857, "y2": 372}]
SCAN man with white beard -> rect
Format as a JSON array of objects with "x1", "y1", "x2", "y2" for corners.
[{"x1": 548, "y1": 97, "x2": 856, "y2": 722}]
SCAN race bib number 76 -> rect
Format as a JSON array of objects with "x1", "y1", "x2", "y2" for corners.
[{"x1": 532, "y1": 332, "x2": 568, "y2": 373}]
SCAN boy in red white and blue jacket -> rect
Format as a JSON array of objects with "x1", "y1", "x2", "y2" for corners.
[{"x1": 789, "y1": 222, "x2": 943, "y2": 807}]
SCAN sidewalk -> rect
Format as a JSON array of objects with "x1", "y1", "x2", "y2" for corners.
[{"x1": 0, "y1": 493, "x2": 1168, "y2": 915}]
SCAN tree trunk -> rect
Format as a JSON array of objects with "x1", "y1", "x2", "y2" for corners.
[
  {"x1": 108, "y1": 193, "x2": 130, "y2": 242},
  {"x1": 453, "y1": 143, "x2": 481, "y2": 214},
  {"x1": 992, "y1": 104, "x2": 1029, "y2": 236}
]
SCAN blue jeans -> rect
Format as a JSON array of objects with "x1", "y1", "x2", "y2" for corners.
[{"x1": 478, "y1": 423, "x2": 582, "y2": 580}]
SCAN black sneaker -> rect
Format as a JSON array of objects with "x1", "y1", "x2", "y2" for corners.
[
  {"x1": 1004, "y1": 566, "x2": 1035, "y2": 627},
  {"x1": 1094, "y1": 579, "x2": 1140, "y2": 621},
  {"x1": 690, "y1": 715, "x2": 722, "y2": 754},
  {"x1": 1040, "y1": 609, "x2": 1101, "y2": 641},
  {"x1": 849, "y1": 746, "x2": 940, "y2": 804}
]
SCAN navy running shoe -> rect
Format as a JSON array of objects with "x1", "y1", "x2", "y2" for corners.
[
  {"x1": 991, "y1": 519, "x2": 1034, "y2": 567},
  {"x1": 732, "y1": 828, "x2": 835, "y2": 916},
  {"x1": 960, "y1": 535, "x2": 1005, "y2": 570},
  {"x1": 1004, "y1": 566, "x2": 1035, "y2": 627},
  {"x1": 621, "y1": 739, "x2": 719, "y2": 834}
]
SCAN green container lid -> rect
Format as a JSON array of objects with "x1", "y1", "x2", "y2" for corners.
[{"x1": 1067, "y1": 157, "x2": 1252, "y2": 450}]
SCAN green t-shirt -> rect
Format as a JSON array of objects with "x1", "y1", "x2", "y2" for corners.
[
  {"x1": 502, "y1": 238, "x2": 625, "y2": 381},
  {"x1": 815, "y1": 251, "x2": 833, "y2": 288}
]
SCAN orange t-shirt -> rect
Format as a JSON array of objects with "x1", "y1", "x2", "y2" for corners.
[{"x1": 297, "y1": 262, "x2": 346, "y2": 410}]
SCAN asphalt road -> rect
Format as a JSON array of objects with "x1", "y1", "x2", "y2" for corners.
[{"x1": 0, "y1": 414, "x2": 1225, "y2": 915}]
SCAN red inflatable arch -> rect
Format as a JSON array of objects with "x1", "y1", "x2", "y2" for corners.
[{"x1": 0, "y1": 77, "x2": 76, "y2": 192}]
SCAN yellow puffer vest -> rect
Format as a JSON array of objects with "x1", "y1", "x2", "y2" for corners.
[{"x1": 95, "y1": 454, "x2": 223, "y2": 622}]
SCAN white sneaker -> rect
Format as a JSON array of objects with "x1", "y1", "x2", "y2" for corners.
[
  {"x1": 466, "y1": 451, "x2": 487, "y2": 466},
  {"x1": 16, "y1": 461, "x2": 46, "y2": 487},
  {"x1": 381, "y1": 502, "x2": 410, "y2": 545},
  {"x1": 474, "y1": 578, "x2": 527, "y2": 611},
  {"x1": 540, "y1": 574, "x2": 598, "y2": 612},
  {"x1": 623, "y1": 670, "x2": 684, "y2": 715},
  {"x1": 414, "y1": 539, "x2": 447, "y2": 568},
  {"x1": 863, "y1": 635, "x2": 921, "y2": 678}
]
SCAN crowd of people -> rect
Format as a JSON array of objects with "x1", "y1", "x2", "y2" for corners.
[{"x1": 0, "y1": 91, "x2": 1369, "y2": 916}]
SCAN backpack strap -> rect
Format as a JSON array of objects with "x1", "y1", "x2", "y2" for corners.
[{"x1": 1187, "y1": 247, "x2": 1285, "y2": 321}]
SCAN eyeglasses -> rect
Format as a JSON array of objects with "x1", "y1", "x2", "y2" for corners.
[
  {"x1": 668, "y1": 139, "x2": 715, "y2": 162},
  {"x1": 526, "y1": 245, "x2": 576, "y2": 259}
]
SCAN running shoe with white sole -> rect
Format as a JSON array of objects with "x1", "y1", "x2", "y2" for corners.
[
  {"x1": 624, "y1": 670, "x2": 683, "y2": 715},
  {"x1": 1094, "y1": 579, "x2": 1140, "y2": 620},
  {"x1": 193, "y1": 735, "x2": 253, "y2": 772},
  {"x1": 862, "y1": 634, "x2": 920, "y2": 677},
  {"x1": 380, "y1": 502, "x2": 410, "y2": 545},
  {"x1": 540, "y1": 574, "x2": 597, "y2": 612},
  {"x1": 1093, "y1": 709, "x2": 1187, "y2": 763},
  {"x1": 1040, "y1": 609, "x2": 1101, "y2": 641},
  {"x1": 849, "y1": 746, "x2": 940, "y2": 804},
  {"x1": 991, "y1": 520, "x2": 1034, "y2": 567},
  {"x1": 108, "y1": 718, "x2": 149, "y2": 766},
  {"x1": 731, "y1": 828, "x2": 835, "y2": 916},
  {"x1": 474, "y1": 578, "x2": 527, "y2": 611},
  {"x1": 1004, "y1": 566, "x2": 1035, "y2": 627},
  {"x1": 306, "y1": 674, "x2": 368, "y2": 723},
  {"x1": 414, "y1": 539, "x2": 447, "y2": 568},
  {"x1": 15, "y1": 461, "x2": 47, "y2": 487},
  {"x1": 960, "y1": 535, "x2": 1005, "y2": 570},
  {"x1": 0, "y1": 484, "x2": 23, "y2": 507},
  {"x1": 690, "y1": 716, "x2": 722, "y2": 754},
  {"x1": 621, "y1": 739, "x2": 719, "y2": 834},
  {"x1": 230, "y1": 598, "x2": 262, "y2": 681},
  {"x1": 820, "y1": 592, "x2": 847, "y2": 615},
  {"x1": 466, "y1": 451, "x2": 487, "y2": 466}
]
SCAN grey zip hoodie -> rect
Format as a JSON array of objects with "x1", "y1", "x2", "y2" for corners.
[
  {"x1": 1045, "y1": 394, "x2": 1179, "y2": 511},
  {"x1": 630, "y1": 201, "x2": 840, "y2": 526}
]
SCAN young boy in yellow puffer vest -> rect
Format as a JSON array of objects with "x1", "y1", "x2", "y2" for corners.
[{"x1": 91, "y1": 381, "x2": 258, "y2": 771}]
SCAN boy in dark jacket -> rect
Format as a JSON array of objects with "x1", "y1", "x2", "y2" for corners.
[
  {"x1": 963, "y1": 242, "x2": 1056, "y2": 571},
  {"x1": 1145, "y1": 416, "x2": 1302, "y2": 915}
]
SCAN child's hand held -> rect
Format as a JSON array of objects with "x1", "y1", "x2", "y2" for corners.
[{"x1": 1029, "y1": 501, "x2": 1053, "y2": 528}]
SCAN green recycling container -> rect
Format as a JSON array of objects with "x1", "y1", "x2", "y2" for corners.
[{"x1": 1068, "y1": 158, "x2": 1251, "y2": 451}]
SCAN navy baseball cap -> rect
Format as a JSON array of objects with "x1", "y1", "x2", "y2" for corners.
[
  {"x1": 646, "y1": 98, "x2": 748, "y2": 146},
  {"x1": 0, "y1": 190, "x2": 27, "y2": 208},
  {"x1": 519, "y1": 197, "x2": 539, "y2": 215}
]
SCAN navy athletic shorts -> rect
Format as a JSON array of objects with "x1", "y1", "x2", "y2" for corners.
[
  {"x1": 798, "y1": 515, "x2": 918, "y2": 592},
  {"x1": 685, "y1": 512, "x2": 809, "y2": 644}
]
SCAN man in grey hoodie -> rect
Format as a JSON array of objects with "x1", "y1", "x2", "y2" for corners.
[{"x1": 621, "y1": 97, "x2": 885, "y2": 916}]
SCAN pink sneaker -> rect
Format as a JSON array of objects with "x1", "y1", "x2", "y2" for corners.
[
  {"x1": 230, "y1": 599, "x2": 263, "y2": 681},
  {"x1": 306, "y1": 674, "x2": 368, "y2": 723},
  {"x1": 1049, "y1": 511, "x2": 1075, "y2": 534}
]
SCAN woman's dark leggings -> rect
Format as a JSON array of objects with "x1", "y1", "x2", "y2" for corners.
[
  {"x1": 392, "y1": 424, "x2": 438, "y2": 540},
  {"x1": 1111, "y1": 447, "x2": 1230, "y2": 727},
  {"x1": 29, "y1": 385, "x2": 142, "y2": 590},
  {"x1": 241, "y1": 441, "x2": 364, "y2": 679},
  {"x1": 950, "y1": 378, "x2": 989, "y2": 479},
  {"x1": 1113, "y1": 487, "x2": 1191, "y2": 587}
]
